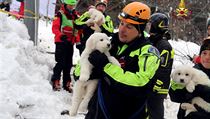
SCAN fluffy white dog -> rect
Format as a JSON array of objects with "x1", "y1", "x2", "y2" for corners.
[
  {"x1": 70, "y1": 33, "x2": 120, "y2": 116},
  {"x1": 85, "y1": 8, "x2": 105, "y2": 27},
  {"x1": 171, "y1": 65, "x2": 210, "y2": 116}
]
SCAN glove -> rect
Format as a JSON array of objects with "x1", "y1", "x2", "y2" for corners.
[
  {"x1": 88, "y1": 50, "x2": 109, "y2": 70},
  {"x1": 90, "y1": 23, "x2": 101, "y2": 32},
  {"x1": 90, "y1": 67, "x2": 103, "y2": 79},
  {"x1": 76, "y1": 42, "x2": 82, "y2": 50},
  {"x1": 60, "y1": 35, "x2": 69, "y2": 44}
]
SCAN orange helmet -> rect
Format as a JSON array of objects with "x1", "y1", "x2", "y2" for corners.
[
  {"x1": 95, "y1": 0, "x2": 108, "y2": 7},
  {"x1": 118, "y1": 2, "x2": 151, "y2": 25}
]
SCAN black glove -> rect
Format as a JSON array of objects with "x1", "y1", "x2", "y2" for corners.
[
  {"x1": 60, "y1": 35, "x2": 69, "y2": 44},
  {"x1": 88, "y1": 50, "x2": 109, "y2": 70},
  {"x1": 76, "y1": 43, "x2": 83, "y2": 50},
  {"x1": 90, "y1": 67, "x2": 103, "y2": 79}
]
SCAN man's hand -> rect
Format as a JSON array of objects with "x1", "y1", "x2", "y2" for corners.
[
  {"x1": 61, "y1": 35, "x2": 68, "y2": 42},
  {"x1": 88, "y1": 50, "x2": 109, "y2": 70}
]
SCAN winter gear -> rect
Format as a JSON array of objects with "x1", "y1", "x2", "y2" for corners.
[
  {"x1": 88, "y1": 50, "x2": 109, "y2": 70},
  {"x1": 194, "y1": 63, "x2": 210, "y2": 77},
  {"x1": 52, "y1": 5, "x2": 80, "y2": 44},
  {"x1": 60, "y1": 35, "x2": 68, "y2": 43},
  {"x1": 148, "y1": 18, "x2": 174, "y2": 119},
  {"x1": 75, "y1": 10, "x2": 114, "y2": 54},
  {"x1": 118, "y1": 2, "x2": 150, "y2": 33},
  {"x1": 51, "y1": 42, "x2": 74, "y2": 91},
  {"x1": 174, "y1": 84, "x2": 210, "y2": 119},
  {"x1": 95, "y1": 0, "x2": 107, "y2": 7},
  {"x1": 199, "y1": 38, "x2": 210, "y2": 55},
  {"x1": 63, "y1": 0, "x2": 77, "y2": 5},
  {"x1": 118, "y1": 2, "x2": 150, "y2": 25},
  {"x1": 85, "y1": 33, "x2": 160, "y2": 119},
  {"x1": 63, "y1": 80, "x2": 72, "y2": 93},
  {"x1": 149, "y1": 13, "x2": 169, "y2": 34},
  {"x1": 52, "y1": 79, "x2": 61, "y2": 91},
  {"x1": 147, "y1": 93, "x2": 165, "y2": 119}
]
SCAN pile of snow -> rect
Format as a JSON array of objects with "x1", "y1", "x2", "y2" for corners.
[{"x1": 0, "y1": 13, "x2": 81, "y2": 119}]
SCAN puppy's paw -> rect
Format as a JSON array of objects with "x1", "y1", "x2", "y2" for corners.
[
  {"x1": 181, "y1": 103, "x2": 192, "y2": 110},
  {"x1": 186, "y1": 82, "x2": 195, "y2": 93},
  {"x1": 69, "y1": 111, "x2": 77, "y2": 116},
  {"x1": 85, "y1": 19, "x2": 94, "y2": 26},
  {"x1": 79, "y1": 75, "x2": 89, "y2": 81},
  {"x1": 108, "y1": 56, "x2": 120, "y2": 66},
  {"x1": 78, "y1": 109, "x2": 88, "y2": 115}
]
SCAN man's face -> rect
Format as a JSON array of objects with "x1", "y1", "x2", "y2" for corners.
[
  {"x1": 96, "y1": 4, "x2": 106, "y2": 13},
  {"x1": 201, "y1": 50, "x2": 210, "y2": 69},
  {"x1": 118, "y1": 20, "x2": 139, "y2": 43}
]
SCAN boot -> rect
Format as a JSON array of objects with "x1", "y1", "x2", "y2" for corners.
[
  {"x1": 63, "y1": 81, "x2": 72, "y2": 93},
  {"x1": 52, "y1": 79, "x2": 61, "y2": 91}
]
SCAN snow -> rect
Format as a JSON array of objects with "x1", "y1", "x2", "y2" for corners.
[{"x1": 0, "y1": 12, "x2": 200, "y2": 119}]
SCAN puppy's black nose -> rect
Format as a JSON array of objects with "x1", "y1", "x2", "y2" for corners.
[
  {"x1": 180, "y1": 79, "x2": 184, "y2": 83},
  {"x1": 107, "y1": 44, "x2": 111, "y2": 47}
]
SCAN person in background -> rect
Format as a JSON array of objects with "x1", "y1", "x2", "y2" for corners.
[
  {"x1": 83, "y1": 2, "x2": 160, "y2": 119},
  {"x1": 147, "y1": 13, "x2": 174, "y2": 119},
  {"x1": 51, "y1": 0, "x2": 80, "y2": 93},
  {"x1": 169, "y1": 38, "x2": 210, "y2": 119},
  {"x1": 0, "y1": 0, "x2": 11, "y2": 12},
  {"x1": 75, "y1": 0, "x2": 114, "y2": 55},
  {"x1": 192, "y1": 17, "x2": 210, "y2": 64}
]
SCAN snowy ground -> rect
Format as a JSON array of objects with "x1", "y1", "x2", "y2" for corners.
[{"x1": 0, "y1": 12, "x2": 200, "y2": 119}]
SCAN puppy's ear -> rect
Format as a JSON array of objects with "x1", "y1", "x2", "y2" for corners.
[
  {"x1": 170, "y1": 70, "x2": 175, "y2": 81},
  {"x1": 190, "y1": 68, "x2": 199, "y2": 83}
]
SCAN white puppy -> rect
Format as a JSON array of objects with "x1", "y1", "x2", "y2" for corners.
[
  {"x1": 171, "y1": 65, "x2": 210, "y2": 116},
  {"x1": 70, "y1": 33, "x2": 120, "y2": 116},
  {"x1": 85, "y1": 8, "x2": 105, "y2": 27}
]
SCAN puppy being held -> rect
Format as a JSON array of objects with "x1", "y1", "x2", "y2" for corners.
[
  {"x1": 85, "y1": 8, "x2": 105, "y2": 32},
  {"x1": 70, "y1": 33, "x2": 120, "y2": 116},
  {"x1": 171, "y1": 65, "x2": 210, "y2": 116}
]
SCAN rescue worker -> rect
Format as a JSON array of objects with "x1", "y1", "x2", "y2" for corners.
[
  {"x1": 147, "y1": 13, "x2": 174, "y2": 119},
  {"x1": 51, "y1": 0, "x2": 80, "y2": 93},
  {"x1": 169, "y1": 38, "x2": 210, "y2": 119},
  {"x1": 83, "y1": 2, "x2": 160, "y2": 119},
  {"x1": 75, "y1": 0, "x2": 114, "y2": 55}
]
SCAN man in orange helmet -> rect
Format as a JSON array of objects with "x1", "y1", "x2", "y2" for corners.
[{"x1": 84, "y1": 2, "x2": 160, "y2": 119}]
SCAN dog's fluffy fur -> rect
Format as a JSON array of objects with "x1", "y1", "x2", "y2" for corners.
[
  {"x1": 171, "y1": 65, "x2": 210, "y2": 116},
  {"x1": 85, "y1": 8, "x2": 105, "y2": 26},
  {"x1": 70, "y1": 33, "x2": 120, "y2": 116}
]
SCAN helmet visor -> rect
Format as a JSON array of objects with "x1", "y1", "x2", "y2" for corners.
[{"x1": 119, "y1": 12, "x2": 148, "y2": 24}]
